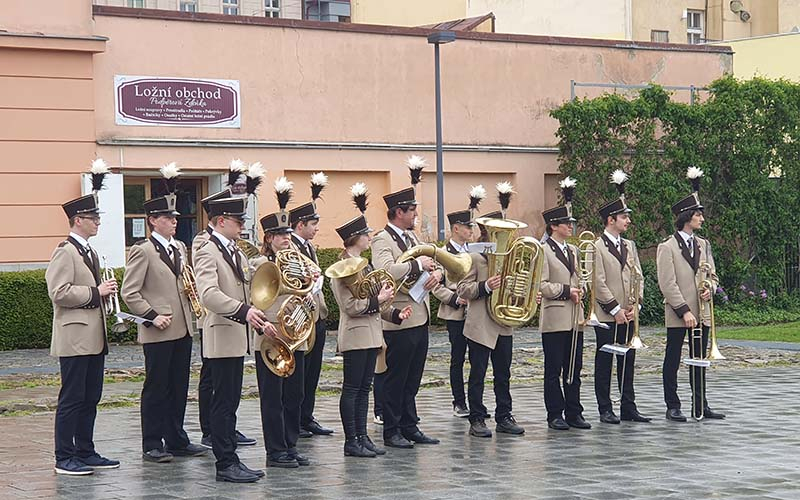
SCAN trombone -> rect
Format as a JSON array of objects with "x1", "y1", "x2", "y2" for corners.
[{"x1": 101, "y1": 255, "x2": 130, "y2": 334}]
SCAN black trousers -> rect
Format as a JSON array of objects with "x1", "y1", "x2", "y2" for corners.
[
  {"x1": 55, "y1": 354, "x2": 105, "y2": 462},
  {"x1": 141, "y1": 333, "x2": 192, "y2": 452},
  {"x1": 301, "y1": 319, "x2": 327, "y2": 426},
  {"x1": 382, "y1": 323, "x2": 428, "y2": 439},
  {"x1": 594, "y1": 323, "x2": 637, "y2": 414},
  {"x1": 447, "y1": 320, "x2": 468, "y2": 407},
  {"x1": 207, "y1": 356, "x2": 244, "y2": 471},
  {"x1": 663, "y1": 326, "x2": 710, "y2": 413},
  {"x1": 197, "y1": 330, "x2": 213, "y2": 438},
  {"x1": 255, "y1": 350, "x2": 304, "y2": 458},
  {"x1": 373, "y1": 371, "x2": 385, "y2": 417},
  {"x1": 541, "y1": 330, "x2": 584, "y2": 421},
  {"x1": 467, "y1": 336, "x2": 513, "y2": 423},
  {"x1": 340, "y1": 348, "x2": 379, "y2": 439}
]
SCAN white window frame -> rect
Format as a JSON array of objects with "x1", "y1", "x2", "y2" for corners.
[
  {"x1": 264, "y1": 0, "x2": 280, "y2": 18},
  {"x1": 223, "y1": 0, "x2": 239, "y2": 15},
  {"x1": 127, "y1": 0, "x2": 145, "y2": 7},
  {"x1": 179, "y1": 0, "x2": 196, "y2": 12},
  {"x1": 687, "y1": 9, "x2": 705, "y2": 44},
  {"x1": 651, "y1": 30, "x2": 669, "y2": 43}
]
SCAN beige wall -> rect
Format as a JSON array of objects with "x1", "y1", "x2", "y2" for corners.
[
  {"x1": 720, "y1": 33, "x2": 800, "y2": 80},
  {"x1": 466, "y1": 0, "x2": 630, "y2": 39},
  {"x1": 632, "y1": 0, "x2": 706, "y2": 43},
  {"x1": 351, "y1": 0, "x2": 465, "y2": 26},
  {"x1": 1, "y1": 0, "x2": 94, "y2": 36},
  {"x1": 779, "y1": 0, "x2": 800, "y2": 32}
]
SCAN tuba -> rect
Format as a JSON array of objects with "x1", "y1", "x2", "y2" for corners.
[
  {"x1": 180, "y1": 263, "x2": 205, "y2": 318},
  {"x1": 475, "y1": 217, "x2": 545, "y2": 327},
  {"x1": 250, "y1": 249, "x2": 319, "y2": 377},
  {"x1": 325, "y1": 257, "x2": 397, "y2": 312},
  {"x1": 395, "y1": 244, "x2": 472, "y2": 293}
]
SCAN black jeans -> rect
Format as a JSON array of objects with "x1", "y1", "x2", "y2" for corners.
[
  {"x1": 382, "y1": 324, "x2": 428, "y2": 439},
  {"x1": 141, "y1": 334, "x2": 192, "y2": 452},
  {"x1": 663, "y1": 326, "x2": 709, "y2": 413},
  {"x1": 447, "y1": 320, "x2": 468, "y2": 407},
  {"x1": 55, "y1": 354, "x2": 105, "y2": 462},
  {"x1": 206, "y1": 356, "x2": 244, "y2": 471},
  {"x1": 467, "y1": 336, "x2": 513, "y2": 423},
  {"x1": 255, "y1": 350, "x2": 304, "y2": 458},
  {"x1": 373, "y1": 371, "x2": 385, "y2": 417},
  {"x1": 541, "y1": 330, "x2": 584, "y2": 421},
  {"x1": 197, "y1": 330, "x2": 213, "y2": 438},
  {"x1": 301, "y1": 319, "x2": 327, "y2": 426},
  {"x1": 594, "y1": 323, "x2": 637, "y2": 414},
  {"x1": 340, "y1": 348, "x2": 379, "y2": 439}
]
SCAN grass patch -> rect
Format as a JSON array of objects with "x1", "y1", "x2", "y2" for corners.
[
  {"x1": 0, "y1": 377, "x2": 61, "y2": 391},
  {"x1": 104, "y1": 374, "x2": 146, "y2": 384},
  {"x1": 320, "y1": 363, "x2": 343, "y2": 372},
  {"x1": 717, "y1": 322, "x2": 800, "y2": 342}
]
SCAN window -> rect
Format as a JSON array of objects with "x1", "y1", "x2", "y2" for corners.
[
  {"x1": 127, "y1": 0, "x2": 145, "y2": 7},
  {"x1": 179, "y1": 0, "x2": 196, "y2": 12},
  {"x1": 687, "y1": 9, "x2": 704, "y2": 44},
  {"x1": 264, "y1": 0, "x2": 280, "y2": 18},
  {"x1": 651, "y1": 30, "x2": 669, "y2": 43},
  {"x1": 223, "y1": 0, "x2": 238, "y2": 15}
]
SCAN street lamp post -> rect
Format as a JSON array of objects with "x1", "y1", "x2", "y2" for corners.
[{"x1": 427, "y1": 31, "x2": 456, "y2": 242}]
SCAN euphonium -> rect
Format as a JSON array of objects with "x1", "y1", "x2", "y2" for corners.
[
  {"x1": 474, "y1": 217, "x2": 545, "y2": 327},
  {"x1": 250, "y1": 249, "x2": 319, "y2": 377},
  {"x1": 180, "y1": 263, "x2": 205, "y2": 318},
  {"x1": 325, "y1": 257, "x2": 397, "y2": 312},
  {"x1": 566, "y1": 231, "x2": 604, "y2": 385},
  {"x1": 236, "y1": 239, "x2": 262, "y2": 259},
  {"x1": 395, "y1": 244, "x2": 472, "y2": 293},
  {"x1": 626, "y1": 265, "x2": 646, "y2": 349},
  {"x1": 101, "y1": 255, "x2": 130, "y2": 334}
]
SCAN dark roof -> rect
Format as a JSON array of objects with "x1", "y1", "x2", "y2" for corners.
[{"x1": 419, "y1": 12, "x2": 495, "y2": 32}]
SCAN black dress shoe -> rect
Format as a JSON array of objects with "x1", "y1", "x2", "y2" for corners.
[
  {"x1": 289, "y1": 452, "x2": 311, "y2": 466},
  {"x1": 620, "y1": 409, "x2": 652, "y2": 423},
  {"x1": 267, "y1": 452, "x2": 299, "y2": 468},
  {"x1": 469, "y1": 419, "x2": 492, "y2": 438},
  {"x1": 666, "y1": 408, "x2": 687, "y2": 422},
  {"x1": 166, "y1": 443, "x2": 208, "y2": 457},
  {"x1": 299, "y1": 429, "x2": 313, "y2": 439},
  {"x1": 384, "y1": 433, "x2": 414, "y2": 449},
  {"x1": 566, "y1": 415, "x2": 592, "y2": 429},
  {"x1": 303, "y1": 419, "x2": 334, "y2": 436},
  {"x1": 216, "y1": 463, "x2": 261, "y2": 483},
  {"x1": 548, "y1": 417, "x2": 570, "y2": 430},
  {"x1": 236, "y1": 430, "x2": 257, "y2": 446},
  {"x1": 238, "y1": 462, "x2": 265, "y2": 478},
  {"x1": 496, "y1": 416, "x2": 525, "y2": 435},
  {"x1": 344, "y1": 438, "x2": 376, "y2": 458},
  {"x1": 359, "y1": 435, "x2": 386, "y2": 455},
  {"x1": 599, "y1": 410, "x2": 621, "y2": 425},
  {"x1": 402, "y1": 430, "x2": 440, "y2": 444},
  {"x1": 702, "y1": 407, "x2": 726, "y2": 419},
  {"x1": 142, "y1": 449, "x2": 173, "y2": 463}
]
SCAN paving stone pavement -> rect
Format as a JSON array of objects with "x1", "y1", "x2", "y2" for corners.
[{"x1": 1, "y1": 366, "x2": 800, "y2": 499}]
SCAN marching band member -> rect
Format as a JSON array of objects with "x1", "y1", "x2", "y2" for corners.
[
  {"x1": 658, "y1": 167, "x2": 725, "y2": 422},
  {"x1": 251, "y1": 177, "x2": 314, "y2": 468},
  {"x1": 47, "y1": 159, "x2": 120, "y2": 476},
  {"x1": 539, "y1": 177, "x2": 591, "y2": 431},
  {"x1": 459, "y1": 181, "x2": 525, "y2": 438},
  {"x1": 289, "y1": 172, "x2": 333, "y2": 438},
  {"x1": 331, "y1": 183, "x2": 412, "y2": 457},
  {"x1": 592, "y1": 171, "x2": 650, "y2": 424},
  {"x1": 371, "y1": 156, "x2": 442, "y2": 449},
  {"x1": 121, "y1": 164, "x2": 207, "y2": 463},
  {"x1": 438, "y1": 186, "x2": 485, "y2": 418},
  {"x1": 194, "y1": 195, "x2": 268, "y2": 483}
]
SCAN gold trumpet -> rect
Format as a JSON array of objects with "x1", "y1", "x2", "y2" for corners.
[
  {"x1": 180, "y1": 263, "x2": 205, "y2": 318},
  {"x1": 251, "y1": 249, "x2": 319, "y2": 377},
  {"x1": 395, "y1": 244, "x2": 472, "y2": 294},
  {"x1": 325, "y1": 257, "x2": 397, "y2": 312}
]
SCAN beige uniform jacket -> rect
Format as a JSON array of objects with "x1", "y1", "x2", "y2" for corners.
[
  {"x1": 657, "y1": 233, "x2": 717, "y2": 328},
  {"x1": 593, "y1": 235, "x2": 644, "y2": 323},
  {"x1": 46, "y1": 237, "x2": 108, "y2": 357},
  {"x1": 435, "y1": 241, "x2": 467, "y2": 322},
  {"x1": 539, "y1": 238, "x2": 583, "y2": 334},
  {"x1": 121, "y1": 237, "x2": 194, "y2": 344},
  {"x1": 457, "y1": 252, "x2": 512, "y2": 349},
  {"x1": 370, "y1": 226, "x2": 435, "y2": 331},
  {"x1": 194, "y1": 234, "x2": 252, "y2": 358}
]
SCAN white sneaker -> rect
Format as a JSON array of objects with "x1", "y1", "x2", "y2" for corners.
[
  {"x1": 453, "y1": 404, "x2": 470, "y2": 418},
  {"x1": 373, "y1": 414, "x2": 384, "y2": 425}
]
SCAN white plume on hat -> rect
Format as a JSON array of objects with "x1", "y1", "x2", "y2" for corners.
[{"x1": 159, "y1": 162, "x2": 181, "y2": 179}]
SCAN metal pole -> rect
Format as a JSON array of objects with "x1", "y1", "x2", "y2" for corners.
[{"x1": 434, "y1": 42, "x2": 445, "y2": 242}]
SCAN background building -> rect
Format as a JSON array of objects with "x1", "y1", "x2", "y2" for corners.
[{"x1": 92, "y1": 0, "x2": 352, "y2": 21}]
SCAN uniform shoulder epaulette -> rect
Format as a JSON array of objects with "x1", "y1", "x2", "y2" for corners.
[
  {"x1": 57, "y1": 240, "x2": 68, "y2": 248},
  {"x1": 134, "y1": 239, "x2": 149, "y2": 246},
  {"x1": 197, "y1": 240, "x2": 210, "y2": 250},
  {"x1": 662, "y1": 236, "x2": 672, "y2": 243}
]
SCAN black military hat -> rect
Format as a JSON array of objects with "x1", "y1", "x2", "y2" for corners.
[
  {"x1": 336, "y1": 215, "x2": 371, "y2": 242},
  {"x1": 143, "y1": 195, "x2": 180, "y2": 216},
  {"x1": 542, "y1": 205, "x2": 576, "y2": 225},
  {"x1": 289, "y1": 202, "x2": 318, "y2": 225},
  {"x1": 383, "y1": 187, "x2": 417, "y2": 209},
  {"x1": 447, "y1": 210, "x2": 474, "y2": 226},
  {"x1": 208, "y1": 197, "x2": 248, "y2": 219},
  {"x1": 62, "y1": 194, "x2": 100, "y2": 219},
  {"x1": 671, "y1": 167, "x2": 705, "y2": 216},
  {"x1": 598, "y1": 198, "x2": 631, "y2": 220},
  {"x1": 201, "y1": 189, "x2": 232, "y2": 216},
  {"x1": 482, "y1": 210, "x2": 502, "y2": 219},
  {"x1": 260, "y1": 211, "x2": 293, "y2": 234}
]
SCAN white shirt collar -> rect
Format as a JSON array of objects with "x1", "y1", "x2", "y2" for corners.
[
  {"x1": 211, "y1": 230, "x2": 233, "y2": 253},
  {"x1": 551, "y1": 237, "x2": 568, "y2": 252},
  {"x1": 387, "y1": 222, "x2": 407, "y2": 239},
  {"x1": 449, "y1": 239, "x2": 468, "y2": 253},
  {"x1": 151, "y1": 231, "x2": 177, "y2": 252},
  {"x1": 293, "y1": 233, "x2": 308, "y2": 247},
  {"x1": 69, "y1": 232, "x2": 91, "y2": 250},
  {"x1": 604, "y1": 230, "x2": 621, "y2": 246},
  {"x1": 678, "y1": 230, "x2": 694, "y2": 245}
]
